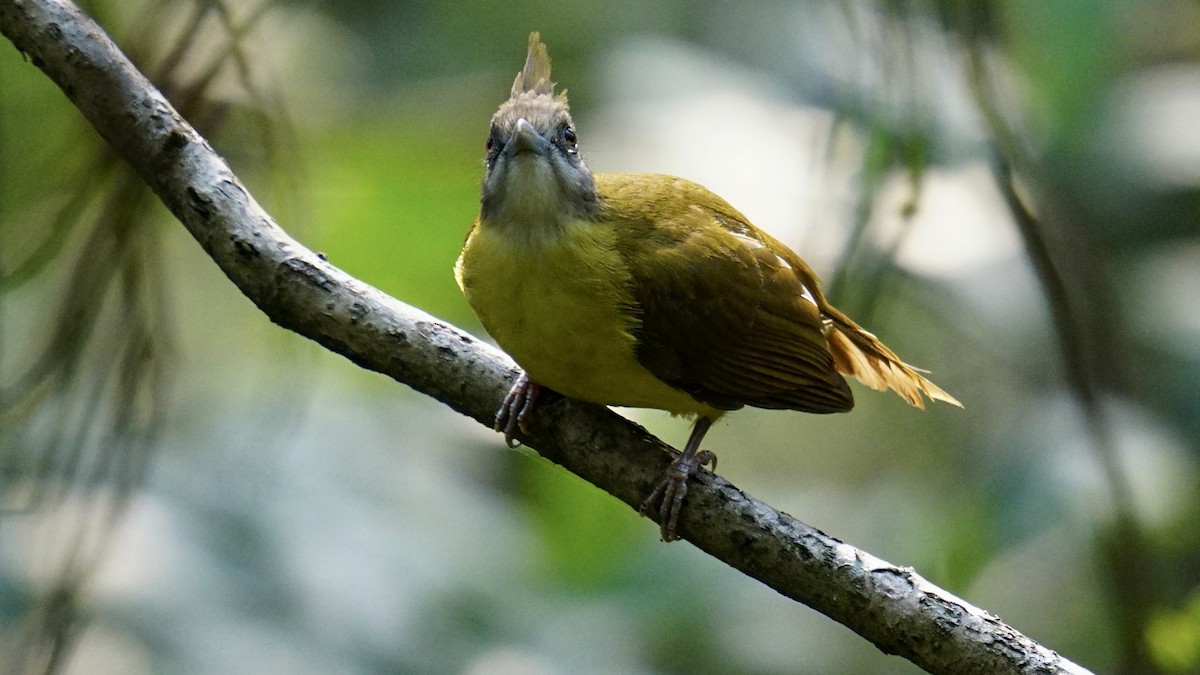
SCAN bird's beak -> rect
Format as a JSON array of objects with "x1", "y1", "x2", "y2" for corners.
[{"x1": 505, "y1": 117, "x2": 551, "y2": 158}]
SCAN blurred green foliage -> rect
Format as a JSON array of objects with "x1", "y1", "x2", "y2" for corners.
[{"x1": 305, "y1": 118, "x2": 481, "y2": 324}]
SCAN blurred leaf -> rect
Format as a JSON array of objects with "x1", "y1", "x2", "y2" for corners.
[
  {"x1": 1147, "y1": 592, "x2": 1200, "y2": 673},
  {"x1": 306, "y1": 117, "x2": 481, "y2": 325},
  {"x1": 1002, "y1": 0, "x2": 1122, "y2": 147},
  {"x1": 518, "y1": 457, "x2": 641, "y2": 591}
]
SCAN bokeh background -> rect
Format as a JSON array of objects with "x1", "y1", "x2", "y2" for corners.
[{"x1": 2, "y1": 1, "x2": 1199, "y2": 673}]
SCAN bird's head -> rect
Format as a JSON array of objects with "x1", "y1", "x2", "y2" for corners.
[{"x1": 480, "y1": 33, "x2": 599, "y2": 230}]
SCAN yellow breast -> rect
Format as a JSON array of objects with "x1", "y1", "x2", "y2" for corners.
[{"x1": 456, "y1": 218, "x2": 716, "y2": 418}]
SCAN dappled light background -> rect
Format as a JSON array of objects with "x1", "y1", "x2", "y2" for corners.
[{"x1": 2, "y1": 1, "x2": 1198, "y2": 673}]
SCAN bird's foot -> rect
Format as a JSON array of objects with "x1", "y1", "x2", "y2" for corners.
[
  {"x1": 640, "y1": 448, "x2": 718, "y2": 542},
  {"x1": 495, "y1": 371, "x2": 540, "y2": 448}
]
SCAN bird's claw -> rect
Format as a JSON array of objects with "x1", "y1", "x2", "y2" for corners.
[
  {"x1": 495, "y1": 372, "x2": 540, "y2": 447},
  {"x1": 640, "y1": 449, "x2": 718, "y2": 541}
]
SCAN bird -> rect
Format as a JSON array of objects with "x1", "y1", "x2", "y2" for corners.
[{"x1": 455, "y1": 33, "x2": 960, "y2": 541}]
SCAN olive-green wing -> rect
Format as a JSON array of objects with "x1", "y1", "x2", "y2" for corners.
[{"x1": 616, "y1": 204, "x2": 854, "y2": 415}]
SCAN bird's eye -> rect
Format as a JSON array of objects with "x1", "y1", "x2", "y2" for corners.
[
  {"x1": 562, "y1": 126, "x2": 577, "y2": 146},
  {"x1": 486, "y1": 134, "x2": 495, "y2": 153}
]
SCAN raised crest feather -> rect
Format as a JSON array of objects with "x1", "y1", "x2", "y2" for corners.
[{"x1": 511, "y1": 32, "x2": 555, "y2": 97}]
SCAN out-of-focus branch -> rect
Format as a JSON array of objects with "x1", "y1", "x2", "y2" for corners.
[
  {"x1": 0, "y1": 2, "x2": 1091, "y2": 673},
  {"x1": 991, "y1": 153, "x2": 1155, "y2": 675},
  {"x1": 964, "y1": 33, "x2": 1155, "y2": 673}
]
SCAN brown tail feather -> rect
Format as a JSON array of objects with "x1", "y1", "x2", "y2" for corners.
[{"x1": 824, "y1": 308, "x2": 961, "y2": 410}]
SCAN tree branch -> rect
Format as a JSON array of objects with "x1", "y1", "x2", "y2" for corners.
[{"x1": 0, "y1": 2, "x2": 1090, "y2": 673}]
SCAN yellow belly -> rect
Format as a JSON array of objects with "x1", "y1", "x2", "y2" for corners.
[{"x1": 456, "y1": 219, "x2": 715, "y2": 417}]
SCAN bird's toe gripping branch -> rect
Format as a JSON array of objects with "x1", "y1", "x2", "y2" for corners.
[
  {"x1": 495, "y1": 371, "x2": 541, "y2": 448},
  {"x1": 640, "y1": 417, "x2": 718, "y2": 541}
]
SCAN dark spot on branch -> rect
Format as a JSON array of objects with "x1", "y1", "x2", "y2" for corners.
[
  {"x1": 933, "y1": 614, "x2": 958, "y2": 635},
  {"x1": 186, "y1": 187, "x2": 212, "y2": 221},
  {"x1": 231, "y1": 235, "x2": 258, "y2": 262},
  {"x1": 165, "y1": 128, "x2": 188, "y2": 150},
  {"x1": 283, "y1": 258, "x2": 337, "y2": 293},
  {"x1": 349, "y1": 301, "x2": 369, "y2": 323},
  {"x1": 214, "y1": 179, "x2": 246, "y2": 206},
  {"x1": 870, "y1": 567, "x2": 916, "y2": 599}
]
